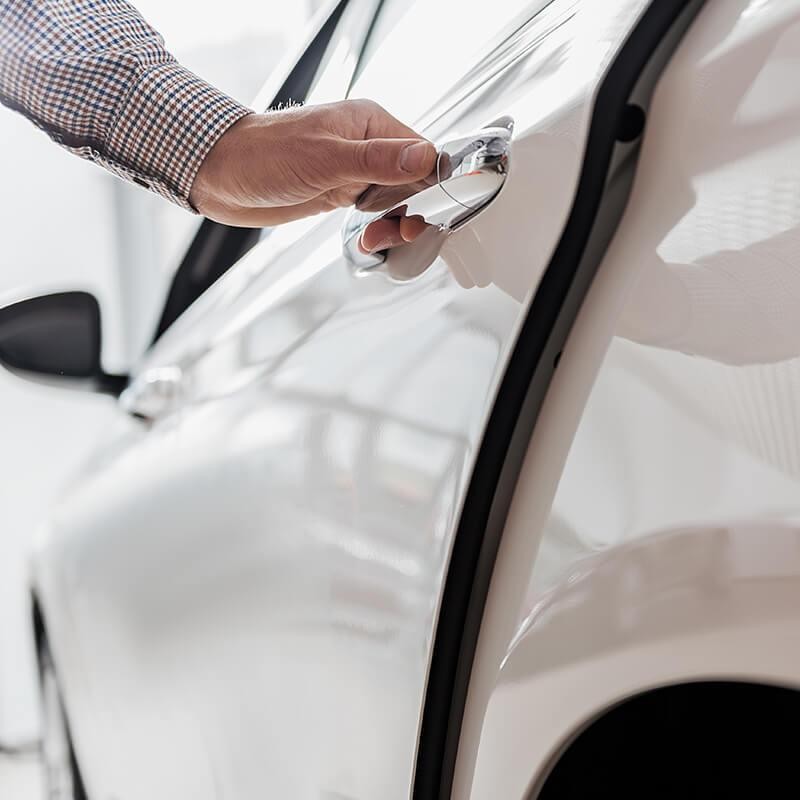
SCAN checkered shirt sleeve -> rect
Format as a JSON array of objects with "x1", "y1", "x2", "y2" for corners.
[{"x1": 0, "y1": 0, "x2": 253, "y2": 210}]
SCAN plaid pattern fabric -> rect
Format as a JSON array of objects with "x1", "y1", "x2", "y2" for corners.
[{"x1": 0, "y1": 0, "x2": 252, "y2": 210}]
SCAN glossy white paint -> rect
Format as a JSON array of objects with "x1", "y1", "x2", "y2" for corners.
[
  {"x1": 0, "y1": 125, "x2": 137, "y2": 746},
  {"x1": 462, "y1": 1, "x2": 800, "y2": 797},
  {"x1": 30, "y1": 2, "x2": 658, "y2": 798},
  {"x1": 0, "y1": 3, "x2": 320, "y2": 749}
]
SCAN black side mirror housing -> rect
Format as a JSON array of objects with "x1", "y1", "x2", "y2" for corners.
[{"x1": 0, "y1": 292, "x2": 127, "y2": 394}]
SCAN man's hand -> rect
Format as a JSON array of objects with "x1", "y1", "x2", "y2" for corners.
[{"x1": 189, "y1": 99, "x2": 438, "y2": 228}]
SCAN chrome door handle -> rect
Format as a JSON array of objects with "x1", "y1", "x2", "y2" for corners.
[{"x1": 343, "y1": 116, "x2": 513, "y2": 277}]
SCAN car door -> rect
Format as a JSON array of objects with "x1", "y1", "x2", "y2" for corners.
[{"x1": 35, "y1": 1, "x2": 703, "y2": 799}]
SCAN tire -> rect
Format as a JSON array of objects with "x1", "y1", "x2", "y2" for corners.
[{"x1": 39, "y1": 639, "x2": 87, "y2": 800}]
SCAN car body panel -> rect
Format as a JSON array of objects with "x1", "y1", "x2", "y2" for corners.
[
  {"x1": 474, "y1": 522, "x2": 800, "y2": 799},
  {"x1": 461, "y1": 1, "x2": 800, "y2": 796},
  {"x1": 31, "y1": 2, "x2": 660, "y2": 798}
]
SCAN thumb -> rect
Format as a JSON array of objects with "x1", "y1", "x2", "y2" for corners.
[{"x1": 339, "y1": 138, "x2": 438, "y2": 186}]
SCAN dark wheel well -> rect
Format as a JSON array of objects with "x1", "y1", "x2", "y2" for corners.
[{"x1": 535, "y1": 681, "x2": 800, "y2": 800}]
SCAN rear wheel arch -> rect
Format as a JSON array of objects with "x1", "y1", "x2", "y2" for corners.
[{"x1": 532, "y1": 681, "x2": 800, "y2": 799}]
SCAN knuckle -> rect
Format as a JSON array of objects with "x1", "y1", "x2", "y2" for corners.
[
  {"x1": 351, "y1": 97, "x2": 377, "y2": 110},
  {"x1": 354, "y1": 138, "x2": 377, "y2": 174},
  {"x1": 351, "y1": 97, "x2": 383, "y2": 118}
]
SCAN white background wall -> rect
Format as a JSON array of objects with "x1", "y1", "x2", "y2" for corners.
[{"x1": 0, "y1": 0, "x2": 324, "y2": 745}]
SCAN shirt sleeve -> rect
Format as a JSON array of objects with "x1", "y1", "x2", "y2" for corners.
[{"x1": 0, "y1": 0, "x2": 253, "y2": 210}]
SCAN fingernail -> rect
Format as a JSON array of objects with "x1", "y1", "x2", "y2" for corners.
[{"x1": 400, "y1": 142, "x2": 434, "y2": 174}]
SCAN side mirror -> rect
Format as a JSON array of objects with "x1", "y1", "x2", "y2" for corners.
[{"x1": 0, "y1": 292, "x2": 127, "y2": 394}]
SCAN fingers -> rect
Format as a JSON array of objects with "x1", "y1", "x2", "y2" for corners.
[
  {"x1": 347, "y1": 98, "x2": 425, "y2": 142},
  {"x1": 199, "y1": 195, "x2": 336, "y2": 228},
  {"x1": 336, "y1": 98, "x2": 438, "y2": 189},
  {"x1": 355, "y1": 172, "x2": 437, "y2": 212},
  {"x1": 360, "y1": 217, "x2": 406, "y2": 253},
  {"x1": 359, "y1": 214, "x2": 430, "y2": 254},
  {"x1": 339, "y1": 137, "x2": 438, "y2": 187},
  {"x1": 399, "y1": 215, "x2": 429, "y2": 242}
]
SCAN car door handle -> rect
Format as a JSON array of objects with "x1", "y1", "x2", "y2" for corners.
[{"x1": 343, "y1": 116, "x2": 513, "y2": 277}]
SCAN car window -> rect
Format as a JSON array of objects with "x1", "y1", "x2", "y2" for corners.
[
  {"x1": 353, "y1": 0, "x2": 414, "y2": 74},
  {"x1": 350, "y1": 0, "x2": 554, "y2": 122},
  {"x1": 302, "y1": 1, "x2": 367, "y2": 99}
]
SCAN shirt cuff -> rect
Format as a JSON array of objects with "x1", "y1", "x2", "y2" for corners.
[{"x1": 104, "y1": 61, "x2": 253, "y2": 211}]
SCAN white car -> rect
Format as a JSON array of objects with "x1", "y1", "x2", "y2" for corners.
[{"x1": 2, "y1": 0, "x2": 799, "y2": 797}]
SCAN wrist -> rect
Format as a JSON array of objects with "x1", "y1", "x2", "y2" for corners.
[{"x1": 189, "y1": 112, "x2": 261, "y2": 215}]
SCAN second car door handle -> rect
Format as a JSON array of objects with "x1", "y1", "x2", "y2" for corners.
[{"x1": 342, "y1": 116, "x2": 514, "y2": 277}]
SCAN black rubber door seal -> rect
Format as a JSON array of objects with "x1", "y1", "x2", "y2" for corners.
[{"x1": 413, "y1": 1, "x2": 707, "y2": 798}]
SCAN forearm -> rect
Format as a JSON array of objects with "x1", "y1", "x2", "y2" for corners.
[{"x1": 0, "y1": 0, "x2": 251, "y2": 209}]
